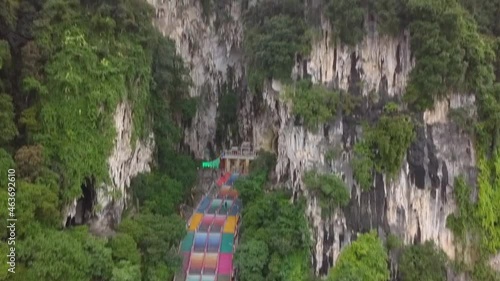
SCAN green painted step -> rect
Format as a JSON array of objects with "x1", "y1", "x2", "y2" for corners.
[
  {"x1": 181, "y1": 232, "x2": 195, "y2": 252},
  {"x1": 220, "y1": 233, "x2": 234, "y2": 253}
]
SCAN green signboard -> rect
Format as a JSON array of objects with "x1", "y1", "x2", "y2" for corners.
[{"x1": 202, "y1": 158, "x2": 220, "y2": 169}]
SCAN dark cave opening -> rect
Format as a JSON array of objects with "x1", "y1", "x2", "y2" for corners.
[{"x1": 65, "y1": 177, "x2": 96, "y2": 227}]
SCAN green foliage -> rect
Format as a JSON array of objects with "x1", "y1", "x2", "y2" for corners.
[
  {"x1": 0, "y1": 150, "x2": 15, "y2": 233},
  {"x1": 446, "y1": 176, "x2": 475, "y2": 241},
  {"x1": 131, "y1": 173, "x2": 185, "y2": 216},
  {"x1": 284, "y1": 79, "x2": 339, "y2": 131},
  {"x1": 369, "y1": 113, "x2": 415, "y2": 176},
  {"x1": 235, "y1": 152, "x2": 276, "y2": 204},
  {"x1": 471, "y1": 262, "x2": 500, "y2": 281},
  {"x1": 328, "y1": 232, "x2": 390, "y2": 281},
  {"x1": 0, "y1": 0, "x2": 19, "y2": 31},
  {"x1": 325, "y1": 145, "x2": 341, "y2": 162},
  {"x1": 448, "y1": 105, "x2": 476, "y2": 135},
  {"x1": 234, "y1": 175, "x2": 266, "y2": 204},
  {"x1": 340, "y1": 92, "x2": 363, "y2": 116},
  {"x1": 353, "y1": 111, "x2": 415, "y2": 181},
  {"x1": 460, "y1": 0, "x2": 500, "y2": 36},
  {"x1": 237, "y1": 192, "x2": 312, "y2": 280},
  {"x1": 15, "y1": 145, "x2": 45, "y2": 181},
  {"x1": 399, "y1": 241, "x2": 447, "y2": 281},
  {"x1": 34, "y1": 0, "x2": 156, "y2": 201},
  {"x1": 0, "y1": 40, "x2": 11, "y2": 71},
  {"x1": 108, "y1": 233, "x2": 141, "y2": 265},
  {"x1": 0, "y1": 0, "x2": 196, "y2": 281},
  {"x1": 386, "y1": 234, "x2": 403, "y2": 251},
  {"x1": 404, "y1": 0, "x2": 496, "y2": 111},
  {"x1": 373, "y1": 0, "x2": 404, "y2": 36},
  {"x1": 241, "y1": 192, "x2": 311, "y2": 254},
  {"x1": 303, "y1": 170, "x2": 350, "y2": 215},
  {"x1": 235, "y1": 154, "x2": 312, "y2": 281},
  {"x1": 243, "y1": 0, "x2": 311, "y2": 90},
  {"x1": 234, "y1": 239, "x2": 269, "y2": 281},
  {"x1": 0, "y1": 93, "x2": 18, "y2": 145},
  {"x1": 118, "y1": 213, "x2": 186, "y2": 280},
  {"x1": 326, "y1": 0, "x2": 365, "y2": 46},
  {"x1": 16, "y1": 180, "x2": 60, "y2": 238},
  {"x1": 279, "y1": 251, "x2": 312, "y2": 281},
  {"x1": 19, "y1": 227, "x2": 114, "y2": 281},
  {"x1": 111, "y1": 261, "x2": 142, "y2": 281},
  {"x1": 152, "y1": 35, "x2": 193, "y2": 124},
  {"x1": 325, "y1": 0, "x2": 404, "y2": 45},
  {"x1": 351, "y1": 110, "x2": 414, "y2": 190},
  {"x1": 352, "y1": 140, "x2": 374, "y2": 190},
  {"x1": 475, "y1": 154, "x2": 500, "y2": 253},
  {"x1": 249, "y1": 150, "x2": 277, "y2": 177}
]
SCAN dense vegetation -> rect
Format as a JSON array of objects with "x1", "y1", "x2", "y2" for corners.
[
  {"x1": 328, "y1": 232, "x2": 390, "y2": 281},
  {"x1": 303, "y1": 170, "x2": 350, "y2": 216},
  {"x1": 1, "y1": 0, "x2": 499, "y2": 280},
  {"x1": 0, "y1": 0, "x2": 196, "y2": 280},
  {"x1": 399, "y1": 242, "x2": 448, "y2": 281},
  {"x1": 242, "y1": 0, "x2": 499, "y2": 279},
  {"x1": 234, "y1": 152, "x2": 315, "y2": 281},
  {"x1": 243, "y1": 0, "x2": 311, "y2": 92},
  {"x1": 284, "y1": 80, "x2": 340, "y2": 131},
  {"x1": 352, "y1": 104, "x2": 415, "y2": 190}
]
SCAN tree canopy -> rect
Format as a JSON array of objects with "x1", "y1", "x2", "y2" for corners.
[{"x1": 328, "y1": 232, "x2": 390, "y2": 281}]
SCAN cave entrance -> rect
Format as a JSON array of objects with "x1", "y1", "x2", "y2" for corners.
[{"x1": 65, "y1": 177, "x2": 96, "y2": 227}]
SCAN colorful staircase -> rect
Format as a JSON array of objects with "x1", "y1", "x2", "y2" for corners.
[{"x1": 176, "y1": 172, "x2": 241, "y2": 281}]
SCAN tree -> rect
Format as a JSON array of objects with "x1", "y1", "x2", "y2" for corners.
[
  {"x1": 326, "y1": 0, "x2": 365, "y2": 46},
  {"x1": 0, "y1": 40, "x2": 11, "y2": 71},
  {"x1": 234, "y1": 239, "x2": 269, "y2": 281},
  {"x1": 399, "y1": 241, "x2": 447, "y2": 281},
  {"x1": 14, "y1": 145, "x2": 45, "y2": 181},
  {"x1": 111, "y1": 261, "x2": 141, "y2": 281},
  {"x1": 108, "y1": 233, "x2": 141, "y2": 265},
  {"x1": 353, "y1": 111, "x2": 415, "y2": 180},
  {"x1": 16, "y1": 180, "x2": 59, "y2": 238},
  {"x1": 0, "y1": 93, "x2": 18, "y2": 145},
  {"x1": 118, "y1": 213, "x2": 186, "y2": 280},
  {"x1": 328, "y1": 232, "x2": 389, "y2": 281},
  {"x1": 244, "y1": 11, "x2": 310, "y2": 89},
  {"x1": 303, "y1": 170, "x2": 350, "y2": 215},
  {"x1": 19, "y1": 228, "x2": 113, "y2": 281},
  {"x1": 131, "y1": 173, "x2": 185, "y2": 216},
  {"x1": 351, "y1": 141, "x2": 374, "y2": 190},
  {"x1": 284, "y1": 80, "x2": 340, "y2": 131}
]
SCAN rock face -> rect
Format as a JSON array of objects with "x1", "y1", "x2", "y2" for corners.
[
  {"x1": 97, "y1": 102, "x2": 154, "y2": 230},
  {"x1": 149, "y1": 0, "x2": 482, "y2": 278},
  {"x1": 151, "y1": 0, "x2": 245, "y2": 158},
  {"x1": 64, "y1": 102, "x2": 154, "y2": 234}
]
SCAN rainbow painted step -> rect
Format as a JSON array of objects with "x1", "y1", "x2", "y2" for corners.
[{"x1": 175, "y1": 172, "x2": 241, "y2": 281}]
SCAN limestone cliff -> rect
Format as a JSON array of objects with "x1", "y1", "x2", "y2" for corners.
[
  {"x1": 64, "y1": 102, "x2": 154, "y2": 234},
  {"x1": 150, "y1": 0, "x2": 484, "y2": 278}
]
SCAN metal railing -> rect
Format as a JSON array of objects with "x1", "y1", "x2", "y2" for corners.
[{"x1": 221, "y1": 150, "x2": 257, "y2": 158}]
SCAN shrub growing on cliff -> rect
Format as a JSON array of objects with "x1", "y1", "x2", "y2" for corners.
[
  {"x1": 237, "y1": 192, "x2": 312, "y2": 280},
  {"x1": 303, "y1": 170, "x2": 350, "y2": 215},
  {"x1": 284, "y1": 79, "x2": 339, "y2": 131},
  {"x1": 399, "y1": 241, "x2": 447, "y2": 281},
  {"x1": 326, "y1": 0, "x2": 365, "y2": 46},
  {"x1": 325, "y1": 0, "x2": 405, "y2": 45},
  {"x1": 446, "y1": 176, "x2": 475, "y2": 242},
  {"x1": 352, "y1": 141, "x2": 374, "y2": 191},
  {"x1": 243, "y1": 0, "x2": 311, "y2": 91},
  {"x1": 404, "y1": 0, "x2": 496, "y2": 111},
  {"x1": 353, "y1": 109, "x2": 415, "y2": 181},
  {"x1": 328, "y1": 231, "x2": 390, "y2": 281}
]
